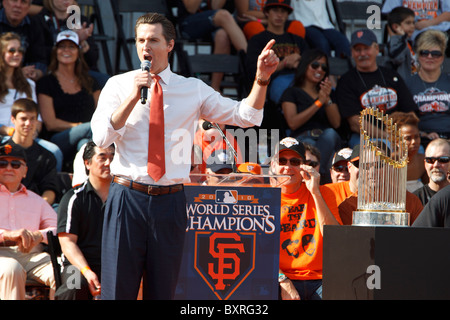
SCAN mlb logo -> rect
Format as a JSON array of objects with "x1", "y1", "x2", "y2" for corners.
[{"x1": 215, "y1": 190, "x2": 238, "y2": 204}]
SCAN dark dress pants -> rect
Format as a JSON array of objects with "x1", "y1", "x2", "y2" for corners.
[{"x1": 101, "y1": 182, "x2": 187, "y2": 300}]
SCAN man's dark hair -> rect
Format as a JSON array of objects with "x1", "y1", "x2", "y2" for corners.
[{"x1": 82, "y1": 141, "x2": 114, "y2": 175}]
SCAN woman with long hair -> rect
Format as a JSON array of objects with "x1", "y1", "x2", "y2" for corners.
[
  {"x1": 0, "y1": 32, "x2": 35, "y2": 136},
  {"x1": 37, "y1": 30, "x2": 100, "y2": 169},
  {"x1": 0, "y1": 32, "x2": 63, "y2": 171},
  {"x1": 280, "y1": 48, "x2": 342, "y2": 183}
]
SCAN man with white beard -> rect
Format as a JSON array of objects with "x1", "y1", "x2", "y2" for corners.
[{"x1": 413, "y1": 138, "x2": 450, "y2": 206}]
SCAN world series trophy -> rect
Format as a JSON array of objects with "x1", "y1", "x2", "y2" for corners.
[{"x1": 352, "y1": 108, "x2": 410, "y2": 226}]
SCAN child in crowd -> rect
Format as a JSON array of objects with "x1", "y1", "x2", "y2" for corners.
[{"x1": 386, "y1": 7, "x2": 417, "y2": 80}]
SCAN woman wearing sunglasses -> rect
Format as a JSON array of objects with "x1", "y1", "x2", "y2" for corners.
[
  {"x1": 0, "y1": 32, "x2": 35, "y2": 138},
  {"x1": 405, "y1": 29, "x2": 450, "y2": 149},
  {"x1": 0, "y1": 32, "x2": 63, "y2": 171},
  {"x1": 280, "y1": 48, "x2": 342, "y2": 184}
]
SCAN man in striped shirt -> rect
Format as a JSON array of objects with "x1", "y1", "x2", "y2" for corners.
[{"x1": 55, "y1": 141, "x2": 114, "y2": 300}]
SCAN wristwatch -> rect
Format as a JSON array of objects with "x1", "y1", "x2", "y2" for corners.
[
  {"x1": 256, "y1": 77, "x2": 270, "y2": 86},
  {"x1": 278, "y1": 272, "x2": 288, "y2": 283}
]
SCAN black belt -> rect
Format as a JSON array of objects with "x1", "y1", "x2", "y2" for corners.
[{"x1": 113, "y1": 176, "x2": 183, "y2": 196}]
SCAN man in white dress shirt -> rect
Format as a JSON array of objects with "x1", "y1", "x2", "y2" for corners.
[{"x1": 91, "y1": 12, "x2": 279, "y2": 300}]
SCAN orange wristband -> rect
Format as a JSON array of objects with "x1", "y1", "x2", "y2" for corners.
[
  {"x1": 80, "y1": 266, "x2": 91, "y2": 275},
  {"x1": 314, "y1": 100, "x2": 323, "y2": 108}
]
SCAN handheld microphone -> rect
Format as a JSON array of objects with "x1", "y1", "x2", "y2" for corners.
[{"x1": 140, "y1": 60, "x2": 151, "y2": 104}]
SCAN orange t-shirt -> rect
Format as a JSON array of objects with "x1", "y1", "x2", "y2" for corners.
[
  {"x1": 324, "y1": 181, "x2": 354, "y2": 208},
  {"x1": 279, "y1": 184, "x2": 342, "y2": 281},
  {"x1": 338, "y1": 191, "x2": 424, "y2": 225}
]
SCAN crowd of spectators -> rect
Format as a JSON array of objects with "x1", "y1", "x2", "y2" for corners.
[{"x1": 0, "y1": 0, "x2": 449, "y2": 300}]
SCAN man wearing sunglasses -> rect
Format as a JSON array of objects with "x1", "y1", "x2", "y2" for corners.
[
  {"x1": 336, "y1": 28, "x2": 417, "y2": 148},
  {"x1": 0, "y1": 142, "x2": 57, "y2": 299},
  {"x1": 413, "y1": 138, "x2": 450, "y2": 206},
  {"x1": 270, "y1": 137, "x2": 341, "y2": 300}
]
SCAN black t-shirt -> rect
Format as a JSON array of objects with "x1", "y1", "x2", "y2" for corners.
[
  {"x1": 246, "y1": 30, "x2": 308, "y2": 82},
  {"x1": 412, "y1": 185, "x2": 450, "y2": 228},
  {"x1": 280, "y1": 86, "x2": 334, "y2": 137},
  {"x1": 36, "y1": 74, "x2": 99, "y2": 126},
  {"x1": 413, "y1": 184, "x2": 438, "y2": 206},
  {"x1": 57, "y1": 180, "x2": 105, "y2": 269},
  {"x1": 336, "y1": 66, "x2": 418, "y2": 119}
]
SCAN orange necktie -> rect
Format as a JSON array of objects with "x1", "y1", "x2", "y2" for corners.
[{"x1": 147, "y1": 75, "x2": 165, "y2": 182}]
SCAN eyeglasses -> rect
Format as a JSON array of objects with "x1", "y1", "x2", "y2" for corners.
[
  {"x1": 425, "y1": 156, "x2": 450, "y2": 164},
  {"x1": 305, "y1": 160, "x2": 319, "y2": 167},
  {"x1": 310, "y1": 61, "x2": 328, "y2": 73},
  {"x1": 351, "y1": 160, "x2": 359, "y2": 169},
  {"x1": 419, "y1": 50, "x2": 443, "y2": 58},
  {"x1": 332, "y1": 165, "x2": 348, "y2": 173},
  {"x1": 7, "y1": 47, "x2": 25, "y2": 54},
  {"x1": 278, "y1": 157, "x2": 302, "y2": 166},
  {"x1": 0, "y1": 159, "x2": 25, "y2": 169}
]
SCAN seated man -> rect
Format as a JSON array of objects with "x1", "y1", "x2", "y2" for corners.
[
  {"x1": 335, "y1": 29, "x2": 417, "y2": 147},
  {"x1": 56, "y1": 141, "x2": 114, "y2": 300},
  {"x1": 6, "y1": 99, "x2": 59, "y2": 205},
  {"x1": 413, "y1": 138, "x2": 450, "y2": 206},
  {"x1": 329, "y1": 148, "x2": 352, "y2": 184},
  {"x1": 0, "y1": 142, "x2": 57, "y2": 300},
  {"x1": 270, "y1": 137, "x2": 341, "y2": 300}
]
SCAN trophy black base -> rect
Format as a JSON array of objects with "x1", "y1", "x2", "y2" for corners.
[{"x1": 323, "y1": 225, "x2": 450, "y2": 300}]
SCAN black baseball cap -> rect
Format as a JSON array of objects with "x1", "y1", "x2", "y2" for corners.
[
  {"x1": 274, "y1": 137, "x2": 306, "y2": 159},
  {"x1": 264, "y1": 0, "x2": 293, "y2": 14},
  {"x1": 0, "y1": 142, "x2": 27, "y2": 162}
]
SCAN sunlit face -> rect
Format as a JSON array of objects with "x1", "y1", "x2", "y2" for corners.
[
  {"x1": 330, "y1": 160, "x2": 350, "y2": 183},
  {"x1": 424, "y1": 144, "x2": 450, "y2": 185},
  {"x1": 135, "y1": 23, "x2": 174, "y2": 74},
  {"x1": 0, "y1": 156, "x2": 27, "y2": 192},
  {"x1": 11, "y1": 111, "x2": 37, "y2": 138},
  {"x1": 56, "y1": 40, "x2": 79, "y2": 65},
  {"x1": 85, "y1": 146, "x2": 115, "y2": 181},
  {"x1": 352, "y1": 43, "x2": 379, "y2": 72},
  {"x1": 306, "y1": 57, "x2": 328, "y2": 85},
  {"x1": 400, "y1": 125, "x2": 421, "y2": 157},
  {"x1": 271, "y1": 150, "x2": 303, "y2": 188},
  {"x1": 3, "y1": 39, "x2": 23, "y2": 69},
  {"x1": 418, "y1": 45, "x2": 444, "y2": 73}
]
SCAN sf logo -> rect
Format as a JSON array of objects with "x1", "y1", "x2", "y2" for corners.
[{"x1": 208, "y1": 233, "x2": 244, "y2": 290}]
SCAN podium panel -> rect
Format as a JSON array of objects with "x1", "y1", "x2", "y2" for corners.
[
  {"x1": 175, "y1": 185, "x2": 281, "y2": 300},
  {"x1": 323, "y1": 225, "x2": 450, "y2": 299}
]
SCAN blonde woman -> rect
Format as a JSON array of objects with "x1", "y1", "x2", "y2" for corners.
[{"x1": 405, "y1": 29, "x2": 450, "y2": 149}]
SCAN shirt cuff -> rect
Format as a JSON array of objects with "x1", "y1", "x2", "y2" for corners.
[{"x1": 240, "y1": 98, "x2": 264, "y2": 126}]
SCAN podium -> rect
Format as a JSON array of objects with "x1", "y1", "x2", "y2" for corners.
[
  {"x1": 322, "y1": 225, "x2": 450, "y2": 299},
  {"x1": 174, "y1": 173, "x2": 287, "y2": 300}
]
